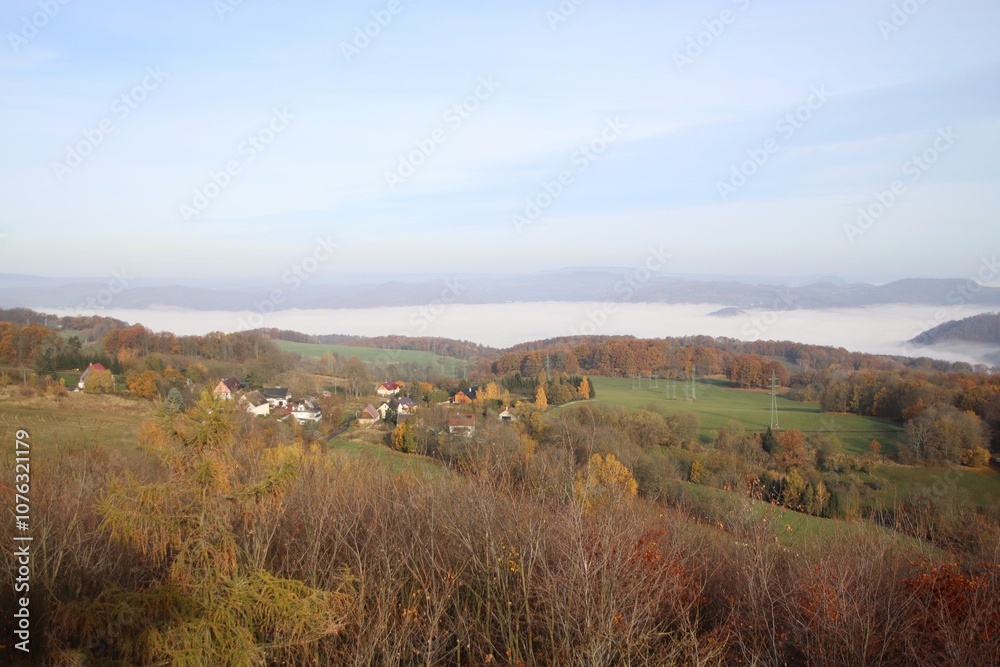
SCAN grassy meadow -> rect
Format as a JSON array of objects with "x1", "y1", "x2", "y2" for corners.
[
  {"x1": 274, "y1": 339, "x2": 467, "y2": 376},
  {"x1": 572, "y1": 375, "x2": 903, "y2": 455},
  {"x1": 0, "y1": 390, "x2": 154, "y2": 453}
]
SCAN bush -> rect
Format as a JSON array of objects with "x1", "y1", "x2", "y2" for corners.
[{"x1": 962, "y1": 446, "x2": 991, "y2": 468}]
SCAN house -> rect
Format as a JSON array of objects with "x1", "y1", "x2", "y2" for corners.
[
  {"x1": 451, "y1": 387, "x2": 479, "y2": 404},
  {"x1": 292, "y1": 400, "x2": 322, "y2": 423},
  {"x1": 261, "y1": 387, "x2": 292, "y2": 407},
  {"x1": 78, "y1": 363, "x2": 107, "y2": 390},
  {"x1": 498, "y1": 408, "x2": 517, "y2": 423},
  {"x1": 212, "y1": 377, "x2": 243, "y2": 400},
  {"x1": 356, "y1": 404, "x2": 380, "y2": 426},
  {"x1": 240, "y1": 391, "x2": 270, "y2": 417},
  {"x1": 395, "y1": 412, "x2": 412, "y2": 426},
  {"x1": 376, "y1": 402, "x2": 391, "y2": 420},
  {"x1": 397, "y1": 397, "x2": 418, "y2": 414},
  {"x1": 448, "y1": 413, "x2": 476, "y2": 436},
  {"x1": 376, "y1": 382, "x2": 401, "y2": 397}
]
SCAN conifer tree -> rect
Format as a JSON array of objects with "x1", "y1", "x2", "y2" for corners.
[{"x1": 54, "y1": 392, "x2": 348, "y2": 665}]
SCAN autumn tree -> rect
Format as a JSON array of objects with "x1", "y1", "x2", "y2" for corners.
[
  {"x1": 578, "y1": 376, "x2": 591, "y2": 400},
  {"x1": 127, "y1": 370, "x2": 160, "y2": 399},
  {"x1": 535, "y1": 384, "x2": 548, "y2": 410},
  {"x1": 83, "y1": 368, "x2": 114, "y2": 394},
  {"x1": 53, "y1": 393, "x2": 348, "y2": 664},
  {"x1": 390, "y1": 421, "x2": 416, "y2": 453},
  {"x1": 573, "y1": 453, "x2": 638, "y2": 512},
  {"x1": 961, "y1": 446, "x2": 991, "y2": 468},
  {"x1": 773, "y1": 429, "x2": 810, "y2": 471}
]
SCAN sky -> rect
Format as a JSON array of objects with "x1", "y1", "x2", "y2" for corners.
[{"x1": 1, "y1": 0, "x2": 998, "y2": 285}]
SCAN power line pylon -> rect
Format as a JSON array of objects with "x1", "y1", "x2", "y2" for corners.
[{"x1": 769, "y1": 371, "x2": 780, "y2": 430}]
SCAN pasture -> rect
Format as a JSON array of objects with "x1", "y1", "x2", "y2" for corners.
[
  {"x1": 327, "y1": 437, "x2": 445, "y2": 478},
  {"x1": 0, "y1": 390, "x2": 153, "y2": 453},
  {"x1": 274, "y1": 340, "x2": 467, "y2": 376},
  {"x1": 570, "y1": 376, "x2": 903, "y2": 455}
]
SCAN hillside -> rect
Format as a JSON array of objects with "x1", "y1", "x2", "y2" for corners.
[{"x1": 911, "y1": 312, "x2": 1000, "y2": 346}]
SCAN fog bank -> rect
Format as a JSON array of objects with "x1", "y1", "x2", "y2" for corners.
[{"x1": 43, "y1": 302, "x2": 1000, "y2": 365}]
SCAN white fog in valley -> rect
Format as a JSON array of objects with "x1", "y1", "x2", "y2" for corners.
[{"x1": 43, "y1": 302, "x2": 1000, "y2": 366}]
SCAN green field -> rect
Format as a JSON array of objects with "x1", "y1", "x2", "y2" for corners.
[
  {"x1": 275, "y1": 340, "x2": 467, "y2": 376},
  {"x1": 568, "y1": 376, "x2": 902, "y2": 455},
  {"x1": 874, "y1": 464, "x2": 1000, "y2": 509},
  {"x1": 56, "y1": 371, "x2": 81, "y2": 387},
  {"x1": 327, "y1": 438, "x2": 446, "y2": 478}
]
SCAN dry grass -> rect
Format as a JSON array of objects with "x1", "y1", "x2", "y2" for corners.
[{"x1": 0, "y1": 388, "x2": 153, "y2": 453}]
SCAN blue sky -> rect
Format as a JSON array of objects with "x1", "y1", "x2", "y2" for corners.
[{"x1": 1, "y1": 0, "x2": 998, "y2": 283}]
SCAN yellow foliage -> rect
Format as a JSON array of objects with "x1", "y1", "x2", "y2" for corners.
[
  {"x1": 69, "y1": 391, "x2": 348, "y2": 664},
  {"x1": 535, "y1": 385, "x2": 548, "y2": 410},
  {"x1": 573, "y1": 453, "x2": 638, "y2": 512},
  {"x1": 482, "y1": 381, "x2": 501, "y2": 401}
]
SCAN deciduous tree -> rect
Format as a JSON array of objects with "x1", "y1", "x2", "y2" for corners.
[{"x1": 573, "y1": 453, "x2": 638, "y2": 512}]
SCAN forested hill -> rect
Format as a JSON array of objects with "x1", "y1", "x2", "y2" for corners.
[
  {"x1": 911, "y1": 312, "x2": 1000, "y2": 346},
  {"x1": 251, "y1": 328, "x2": 498, "y2": 359}
]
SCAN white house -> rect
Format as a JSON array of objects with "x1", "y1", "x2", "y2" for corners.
[
  {"x1": 240, "y1": 391, "x2": 270, "y2": 417},
  {"x1": 212, "y1": 377, "x2": 243, "y2": 400},
  {"x1": 448, "y1": 413, "x2": 476, "y2": 437},
  {"x1": 261, "y1": 387, "x2": 292, "y2": 407},
  {"x1": 356, "y1": 404, "x2": 380, "y2": 426},
  {"x1": 376, "y1": 382, "x2": 401, "y2": 397},
  {"x1": 292, "y1": 400, "x2": 322, "y2": 423}
]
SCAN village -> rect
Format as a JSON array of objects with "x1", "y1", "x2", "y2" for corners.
[{"x1": 208, "y1": 375, "x2": 515, "y2": 436}]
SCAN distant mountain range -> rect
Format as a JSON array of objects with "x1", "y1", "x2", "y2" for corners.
[{"x1": 2, "y1": 271, "x2": 1000, "y2": 312}]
